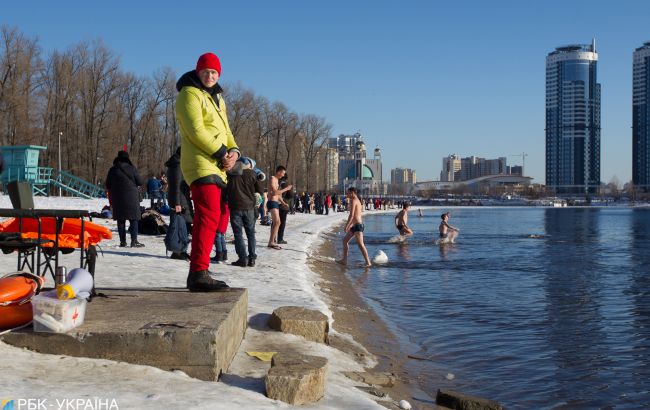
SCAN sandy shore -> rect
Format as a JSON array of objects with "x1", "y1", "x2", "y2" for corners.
[{"x1": 309, "y1": 219, "x2": 440, "y2": 410}]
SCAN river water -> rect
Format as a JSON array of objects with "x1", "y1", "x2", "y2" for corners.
[{"x1": 337, "y1": 207, "x2": 650, "y2": 409}]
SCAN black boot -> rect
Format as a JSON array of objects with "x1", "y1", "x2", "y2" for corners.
[
  {"x1": 247, "y1": 257, "x2": 256, "y2": 267},
  {"x1": 221, "y1": 250, "x2": 228, "y2": 262},
  {"x1": 186, "y1": 270, "x2": 229, "y2": 292},
  {"x1": 210, "y1": 252, "x2": 221, "y2": 263},
  {"x1": 131, "y1": 241, "x2": 145, "y2": 248},
  {"x1": 119, "y1": 241, "x2": 127, "y2": 247},
  {"x1": 171, "y1": 252, "x2": 190, "y2": 261},
  {"x1": 231, "y1": 258, "x2": 248, "y2": 267}
]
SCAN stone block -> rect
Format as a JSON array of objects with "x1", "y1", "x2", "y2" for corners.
[
  {"x1": 268, "y1": 306, "x2": 329, "y2": 343},
  {"x1": 2, "y1": 288, "x2": 248, "y2": 381},
  {"x1": 265, "y1": 352, "x2": 328, "y2": 405},
  {"x1": 436, "y1": 389, "x2": 503, "y2": 410}
]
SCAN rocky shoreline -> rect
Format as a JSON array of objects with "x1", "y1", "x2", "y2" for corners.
[{"x1": 309, "y1": 222, "x2": 439, "y2": 409}]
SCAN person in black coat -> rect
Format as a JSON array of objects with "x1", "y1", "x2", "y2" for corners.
[
  {"x1": 277, "y1": 176, "x2": 291, "y2": 244},
  {"x1": 105, "y1": 150, "x2": 145, "y2": 248},
  {"x1": 165, "y1": 147, "x2": 193, "y2": 260}
]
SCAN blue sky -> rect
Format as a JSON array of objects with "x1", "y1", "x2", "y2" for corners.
[{"x1": 4, "y1": 1, "x2": 649, "y2": 184}]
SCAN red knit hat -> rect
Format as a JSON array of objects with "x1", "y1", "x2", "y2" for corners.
[{"x1": 195, "y1": 53, "x2": 221, "y2": 75}]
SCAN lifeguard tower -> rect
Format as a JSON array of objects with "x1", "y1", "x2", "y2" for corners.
[{"x1": 0, "y1": 145, "x2": 103, "y2": 198}]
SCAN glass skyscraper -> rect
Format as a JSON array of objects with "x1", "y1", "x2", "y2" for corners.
[
  {"x1": 545, "y1": 41, "x2": 601, "y2": 195},
  {"x1": 633, "y1": 42, "x2": 650, "y2": 192}
]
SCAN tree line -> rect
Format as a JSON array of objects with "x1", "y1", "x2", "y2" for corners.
[{"x1": 0, "y1": 25, "x2": 333, "y2": 193}]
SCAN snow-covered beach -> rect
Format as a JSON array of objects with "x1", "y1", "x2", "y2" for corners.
[{"x1": 0, "y1": 195, "x2": 401, "y2": 409}]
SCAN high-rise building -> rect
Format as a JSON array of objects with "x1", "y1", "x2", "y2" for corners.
[
  {"x1": 633, "y1": 41, "x2": 650, "y2": 192},
  {"x1": 321, "y1": 147, "x2": 339, "y2": 192},
  {"x1": 509, "y1": 165, "x2": 523, "y2": 176},
  {"x1": 440, "y1": 155, "x2": 461, "y2": 181},
  {"x1": 391, "y1": 168, "x2": 416, "y2": 184},
  {"x1": 440, "y1": 155, "x2": 506, "y2": 182},
  {"x1": 545, "y1": 40, "x2": 601, "y2": 195}
]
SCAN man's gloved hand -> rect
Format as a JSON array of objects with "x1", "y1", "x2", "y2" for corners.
[{"x1": 212, "y1": 144, "x2": 228, "y2": 168}]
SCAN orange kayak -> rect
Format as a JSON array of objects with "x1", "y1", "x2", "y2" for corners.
[
  {"x1": 0, "y1": 272, "x2": 44, "y2": 330},
  {"x1": 0, "y1": 217, "x2": 112, "y2": 249}
]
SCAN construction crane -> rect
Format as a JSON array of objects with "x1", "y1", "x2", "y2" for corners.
[{"x1": 509, "y1": 152, "x2": 528, "y2": 176}]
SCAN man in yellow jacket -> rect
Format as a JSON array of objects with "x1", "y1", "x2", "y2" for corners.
[{"x1": 175, "y1": 52, "x2": 240, "y2": 291}]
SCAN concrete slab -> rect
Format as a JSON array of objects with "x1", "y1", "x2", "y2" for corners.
[{"x1": 1, "y1": 288, "x2": 248, "y2": 381}]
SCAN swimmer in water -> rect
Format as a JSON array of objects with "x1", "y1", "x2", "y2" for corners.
[
  {"x1": 439, "y1": 212, "x2": 459, "y2": 243},
  {"x1": 395, "y1": 202, "x2": 413, "y2": 237}
]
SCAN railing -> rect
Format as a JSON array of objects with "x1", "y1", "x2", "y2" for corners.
[
  {"x1": 0, "y1": 166, "x2": 105, "y2": 198},
  {"x1": 50, "y1": 169, "x2": 105, "y2": 199},
  {"x1": 0, "y1": 166, "x2": 52, "y2": 184}
]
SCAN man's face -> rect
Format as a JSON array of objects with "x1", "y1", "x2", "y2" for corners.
[
  {"x1": 198, "y1": 69, "x2": 219, "y2": 88},
  {"x1": 276, "y1": 170, "x2": 286, "y2": 178}
]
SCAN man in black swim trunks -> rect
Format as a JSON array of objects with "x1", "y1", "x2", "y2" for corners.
[
  {"x1": 395, "y1": 202, "x2": 413, "y2": 237},
  {"x1": 439, "y1": 212, "x2": 459, "y2": 242},
  {"x1": 267, "y1": 165, "x2": 292, "y2": 250},
  {"x1": 336, "y1": 187, "x2": 371, "y2": 267}
]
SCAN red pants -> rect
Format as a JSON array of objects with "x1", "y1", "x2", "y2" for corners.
[
  {"x1": 218, "y1": 202, "x2": 230, "y2": 234},
  {"x1": 190, "y1": 183, "x2": 222, "y2": 272}
]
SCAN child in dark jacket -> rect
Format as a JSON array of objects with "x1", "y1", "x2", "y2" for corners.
[{"x1": 226, "y1": 157, "x2": 264, "y2": 267}]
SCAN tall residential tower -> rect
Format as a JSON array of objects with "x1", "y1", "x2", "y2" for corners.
[
  {"x1": 633, "y1": 42, "x2": 650, "y2": 192},
  {"x1": 545, "y1": 41, "x2": 601, "y2": 194}
]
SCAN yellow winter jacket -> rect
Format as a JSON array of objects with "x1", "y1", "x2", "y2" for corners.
[{"x1": 175, "y1": 72, "x2": 239, "y2": 186}]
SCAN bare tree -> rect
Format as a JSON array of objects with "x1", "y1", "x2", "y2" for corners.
[
  {"x1": 0, "y1": 25, "x2": 42, "y2": 145},
  {"x1": 301, "y1": 114, "x2": 331, "y2": 192},
  {"x1": 74, "y1": 40, "x2": 121, "y2": 181},
  {"x1": 223, "y1": 82, "x2": 257, "y2": 146},
  {"x1": 0, "y1": 26, "x2": 336, "y2": 195}
]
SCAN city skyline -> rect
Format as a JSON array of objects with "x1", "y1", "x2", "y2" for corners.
[{"x1": 3, "y1": 1, "x2": 650, "y2": 185}]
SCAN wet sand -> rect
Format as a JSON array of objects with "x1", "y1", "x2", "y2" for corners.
[{"x1": 309, "y1": 225, "x2": 442, "y2": 410}]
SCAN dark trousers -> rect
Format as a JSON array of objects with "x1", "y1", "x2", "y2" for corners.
[
  {"x1": 230, "y1": 208, "x2": 256, "y2": 260},
  {"x1": 278, "y1": 208, "x2": 288, "y2": 242},
  {"x1": 117, "y1": 219, "x2": 138, "y2": 243}
]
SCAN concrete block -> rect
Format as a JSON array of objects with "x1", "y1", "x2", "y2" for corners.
[
  {"x1": 268, "y1": 306, "x2": 329, "y2": 343},
  {"x1": 2, "y1": 288, "x2": 248, "y2": 381},
  {"x1": 265, "y1": 352, "x2": 328, "y2": 405}
]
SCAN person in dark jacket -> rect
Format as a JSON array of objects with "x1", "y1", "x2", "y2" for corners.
[
  {"x1": 147, "y1": 176, "x2": 162, "y2": 209},
  {"x1": 165, "y1": 147, "x2": 193, "y2": 260},
  {"x1": 105, "y1": 150, "x2": 145, "y2": 247},
  {"x1": 277, "y1": 176, "x2": 291, "y2": 244},
  {"x1": 226, "y1": 157, "x2": 264, "y2": 267}
]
